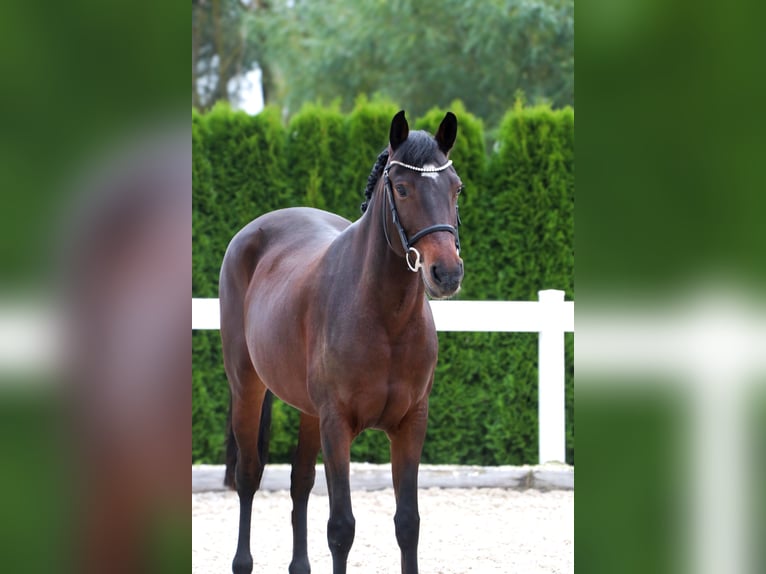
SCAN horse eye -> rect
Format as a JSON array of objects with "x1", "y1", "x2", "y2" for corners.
[
  {"x1": 395, "y1": 184, "x2": 407, "y2": 197},
  {"x1": 457, "y1": 185, "x2": 464, "y2": 196}
]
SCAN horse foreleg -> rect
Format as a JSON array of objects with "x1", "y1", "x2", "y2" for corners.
[
  {"x1": 319, "y1": 413, "x2": 356, "y2": 574},
  {"x1": 389, "y1": 400, "x2": 429, "y2": 574},
  {"x1": 230, "y1": 384, "x2": 270, "y2": 574},
  {"x1": 289, "y1": 413, "x2": 321, "y2": 574}
]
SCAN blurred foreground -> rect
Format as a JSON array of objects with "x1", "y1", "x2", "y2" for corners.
[
  {"x1": 576, "y1": 0, "x2": 766, "y2": 570},
  {"x1": 0, "y1": 2, "x2": 189, "y2": 570},
  {"x1": 577, "y1": 286, "x2": 766, "y2": 574},
  {"x1": 0, "y1": 123, "x2": 190, "y2": 573}
]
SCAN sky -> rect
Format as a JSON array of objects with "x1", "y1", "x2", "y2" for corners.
[{"x1": 237, "y1": 67, "x2": 264, "y2": 115}]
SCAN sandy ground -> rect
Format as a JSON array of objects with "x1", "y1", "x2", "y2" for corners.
[{"x1": 193, "y1": 487, "x2": 573, "y2": 573}]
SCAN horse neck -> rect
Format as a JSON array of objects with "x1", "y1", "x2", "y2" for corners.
[{"x1": 354, "y1": 188, "x2": 427, "y2": 322}]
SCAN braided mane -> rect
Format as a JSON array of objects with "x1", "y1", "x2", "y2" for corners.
[{"x1": 360, "y1": 148, "x2": 389, "y2": 214}]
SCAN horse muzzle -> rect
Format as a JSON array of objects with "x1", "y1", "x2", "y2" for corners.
[{"x1": 424, "y1": 257, "x2": 463, "y2": 299}]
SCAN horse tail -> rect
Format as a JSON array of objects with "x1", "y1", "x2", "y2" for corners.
[
  {"x1": 223, "y1": 397, "x2": 237, "y2": 489},
  {"x1": 257, "y1": 389, "x2": 274, "y2": 469},
  {"x1": 223, "y1": 389, "x2": 274, "y2": 489}
]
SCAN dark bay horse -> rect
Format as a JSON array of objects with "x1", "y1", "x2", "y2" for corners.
[{"x1": 219, "y1": 110, "x2": 464, "y2": 574}]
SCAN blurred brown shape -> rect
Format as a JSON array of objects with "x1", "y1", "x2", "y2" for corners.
[{"x1": 62, "y1": 126, "x2": 191, "y2": 574}]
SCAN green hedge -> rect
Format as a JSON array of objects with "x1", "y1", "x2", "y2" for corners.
[{"x1": 192, "y1": 99, "x2": 574, "y2": 466}]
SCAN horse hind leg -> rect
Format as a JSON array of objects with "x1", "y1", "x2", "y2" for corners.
[
  {"x1": 289, "y1": 413, "x2": 321, "y2": 574},
  {"x1": 226, "y1": 364, "x2": 272, "y2": 574},
  {"x1": 220, "y1": 238, "x2": 273, "y2": 574}
]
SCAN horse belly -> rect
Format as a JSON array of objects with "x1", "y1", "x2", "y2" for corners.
[{"x1": 242, "y1": 255, "x2": 319, "y2": 416}]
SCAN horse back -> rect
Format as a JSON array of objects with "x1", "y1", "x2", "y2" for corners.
[{"x1": 222, "y1": 207, "x2": 349, "y2": 282}]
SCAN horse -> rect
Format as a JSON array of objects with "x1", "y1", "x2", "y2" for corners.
[{"x1": 219, "y1": 110, "x2": 464, "y2": 574}]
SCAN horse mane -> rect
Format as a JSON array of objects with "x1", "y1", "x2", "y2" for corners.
[
  {"x1": 360, "y1": 131, "x2": 441, "y2": 214},
  {"x1": 360, "y1": 148, "x2": 389, "y2": 213}
]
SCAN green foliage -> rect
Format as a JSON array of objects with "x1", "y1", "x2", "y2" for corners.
[
  {"x1": 487, "y1": 100, "x2": 575, "y2": 301},
  {"x1": 192, "y1": 101, "x2": 574, "y2": 466},
  {"x1": 191, "y1": 331, "x2": 227, "y2": 464},
  {"x1": 286, "y1": 104, "x2": 348, "y2": 216}
]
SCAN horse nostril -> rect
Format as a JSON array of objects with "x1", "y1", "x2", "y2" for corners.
[
  {"x1": 430, "y1": 262, "x2": 463, "y2": 294},
  {"x1": 431, "y1": 264, "x2": 442, "y2": 286}
]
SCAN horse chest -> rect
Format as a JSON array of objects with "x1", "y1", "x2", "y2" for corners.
[
  {"x1": 323, "y1": 316, "x2": 435, "y2": 377},
  {"x1": 309, "y1": 322, "x2": 436, "y2": 430}
]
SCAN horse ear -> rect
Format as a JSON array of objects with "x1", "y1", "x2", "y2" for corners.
[
  {"x1": 435, "y1": 112, "x2": 458, "y2": 155},
  {"x1": 389, "y1": 110, "x2": 409, "y2": 151}
]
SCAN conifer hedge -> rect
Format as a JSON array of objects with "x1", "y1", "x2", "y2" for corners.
[{"x1": 192, "y1": 99, "x2": 574, "y2": 466}]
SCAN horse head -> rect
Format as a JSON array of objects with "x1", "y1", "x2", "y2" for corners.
[{"x1": 384, "y1": 110, "x2": 464, "y2": 299}]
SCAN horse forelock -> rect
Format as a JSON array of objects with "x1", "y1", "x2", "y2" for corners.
[
  {"x1": 394, "y1": 131, "x2": 442, "y2": 167},
  {"x1": 360, "y1": 131, "x2": 443, "y2": 214}
]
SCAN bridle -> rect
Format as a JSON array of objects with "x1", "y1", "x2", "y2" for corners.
[{"x1": 382, "y1": 159, "x2": 461, "y2": 272}]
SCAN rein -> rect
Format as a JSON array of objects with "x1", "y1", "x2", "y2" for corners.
[{"x1": 382, "y1": 159, "x2": 461, "y2": 272}]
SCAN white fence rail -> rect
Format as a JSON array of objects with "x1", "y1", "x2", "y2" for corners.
[{"x1": 192, "y1": 289, "x2": 574, "y2": 464}]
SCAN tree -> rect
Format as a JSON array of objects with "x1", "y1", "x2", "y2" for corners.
[
  {"x1": 192, "y1": 0, "x2": 274, "y2": 110},
  {"x1": 192, "y1": 0, "x2": 574, "y2": 127},
  {"x1": 259, "y1": 0, "x2": 573, "y2": 126}
]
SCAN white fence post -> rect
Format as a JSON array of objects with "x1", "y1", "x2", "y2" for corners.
[{"x1": 537, "y1": 289, "x2": 567, "y2": 464}]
